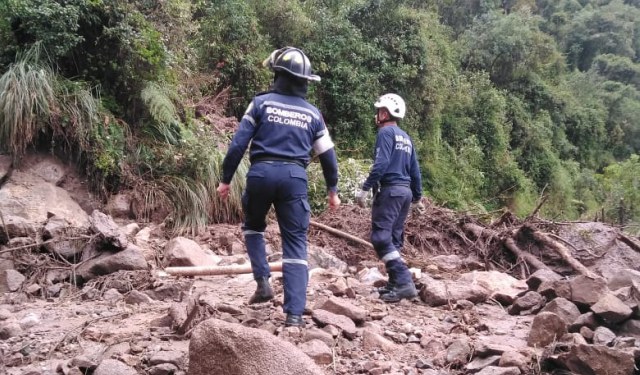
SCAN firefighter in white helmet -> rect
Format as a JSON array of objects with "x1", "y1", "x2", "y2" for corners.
[{"x1": 356, "y1": 93, "x2": 424, "y2": 302}]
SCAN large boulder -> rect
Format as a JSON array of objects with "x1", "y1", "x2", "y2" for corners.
[
  {"x1": 0, "y1": 170, "x2": 89, "y2": 229},
  {"x1": 419, "y1": 274, "x2": 490, "y2": 306},
  {"x1": 188, "y1": 319, "x2": 324, "y2": 375},
  {"x1": 76, "y1": 244, "x2": 148, "y2": 282},
  {"x1": 560, "y1": 344, "x2": 635, "y2": 375},
  {"x1": 527, "y1": 312, "x2": 567, "y2": 347},
  {"x1": 458, "y1": 271, "x2": 527, "y2": 305},
  {"x1": 164, "y1": 237, "x2": 220, "y2": 267}
]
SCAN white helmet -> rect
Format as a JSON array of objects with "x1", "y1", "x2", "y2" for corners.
[{"x1": 374, "y1": 93, "x2": 406, "y2": 119}]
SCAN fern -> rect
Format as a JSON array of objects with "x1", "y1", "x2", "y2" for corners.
[
  {"x1": 0, "y1": 56, "x2": 55, "y2": 161},
  {"x1": 141, "y1": 81, "x2": 181, "y2": 144}
]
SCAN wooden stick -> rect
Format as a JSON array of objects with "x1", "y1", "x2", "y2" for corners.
[
  {"x1": 504, "y1": 236, "x2": 551, "y2": 272},
  {"x1": 309, "y1": 220, "x2": 374, "y2": 249},
  {"x1": 526, "y1": 225, "x2": 597, "y2": 278},
  {"x1": 618, "y1": 234, "x2": 640, "y2": 253},
  {"x1": 463, "y1": 223, "x2": 550, "y2": 272},
  {"x1": 165, "y1": 262, "x2": 283, "y2": 277}
]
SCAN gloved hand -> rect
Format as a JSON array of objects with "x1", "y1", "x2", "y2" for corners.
[
  {"x1": 412, "y1": 200, "x2": 426, "y2": 215},
  {"x1": 355, "y1": 190, "x2": 368, "y2": 208}
]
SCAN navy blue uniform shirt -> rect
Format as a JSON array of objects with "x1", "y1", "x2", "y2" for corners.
[
  {"x1": 221, "y1": 91, "x2": 338, "y2": 191},
  {"x1": 362, "y1": 125, "x2": 422, "y2": 202}
]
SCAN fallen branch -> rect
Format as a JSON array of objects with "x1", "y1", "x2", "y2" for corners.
[
  {"x1": 525, "y1": 225, "x2": 597, "y2": 278},
  {"x1": 527, "y1": 194, "x2": 549, "y2": 221},
  {"x1": 463, "y1": 223, "x2": 550, "y2": 272},
  {"x1": 0, "y1": 210, "x2": 9, "y2": 243},
  {"x1": 618, "y1": 234, "x2": 640, "y2": 253},
  {"x1": 0, "y1": 235, "x2": 94, "y2": 255},
  {"x1": 165, "y1": 262, "x2": 283, "y2": 277},
  {"x1": 310, "y1": 220, "x2": 373, "y2": 249}
]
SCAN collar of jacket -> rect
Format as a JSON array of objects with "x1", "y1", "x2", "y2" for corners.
[{"x1": 272, "y1": 72, "x2": 308, "y2": 98}]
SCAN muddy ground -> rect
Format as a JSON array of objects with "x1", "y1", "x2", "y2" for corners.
[{"x1": 2, "y1": 200, "x2": 639, "y2": 375}]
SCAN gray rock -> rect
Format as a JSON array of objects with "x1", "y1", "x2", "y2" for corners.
[
  {"x1": 465, "y1": 355, "x2": 500, "y2": 372},
  {"x1": 187, "y1": 318, "x2": 323, "y2": 375},
  {"x1": 149, "y1": 350, "x2": 184, "y2": 368},
  {"x1": 508, "y1": 291, "x2": 545, "y2": 315},
  {"x1": 527, "y1": 312, "x2": 567, "y2": 347},
  {"x1": 105, "y1": 193, "x2": 132, "y2": 219},
  {"x1": 591, "y1": 293, "x2": 633, "y2": 324},
  {"x1": 362, "y1": 328, "x2": 397, "y2": 352},
  {"x1": 0, "y1": 269, "x2": 25, "y2": 292},
  {"x1": 103, "y1": 288, "x2": 123, "y2": 302},
  {"x1": 569, "y1": 312, "x2": 598, "y2": 332},
  {"x1": 312, "y1": 309, "x2": 357, "y2": 339},
  {"x1": 430, "y1": 254, "x2": 463, "y2": 271},
  {"x1": 164, "y1": 237, "x2": 218, "y2": 267},
  {"x1": 0, "y1": 171, "x2": 89, "y2": 231},
  {"x1": 125, "y1": 290, "x2": 153, "y2": 305},
  {"x1": 446, "y1": 338, "x2": 471, "y2": 366},
  {"x1": 540, "y1": 298, "x2": 580, "y2": 325},
  {"x1": 580, "y1": 326, "x2": 594, "y2": 341},
  {"x1": 419, "y1": 275, "x2": 490, "y2": 307},
  {"x1": 592, "y1": 326, "x2": 616, "y2": 346},
  {"x1": 298, "y1": 339, "x2": 333, "y2": 365},
  {"x1": 560, "y1": 344, "x2": 634, "y2": 375},
  {"x1": 76, "y1": 244, "x2": 148, "y2": 282},
  {"x1": 90, "y1": 210, "x2": 128, "y2": 249},
  {"x1": 607, "y1": 269, "x2": 640, "y2": 291},
  {"x1": 475, "y1": 367, "x2": 521, "y2": 375},
  {"x1": 538, "y1": 279, "x2": 572, "y2": 300},
  {"x1": 93, "y1": 359, "x2": 137, "y2": 375},
  {"x1": 499, "y1": 351, "x2": 529, "y2": 371},
  {"x1": 570, "y1": 275, "x2": 609, "y2": 307},
  {"x1": 526, "y1": 269, "x2": 562, "y2": 291},
  {"x1": 308, "y1": 245, "x2": 347, "y2": 273},
  {"x1": 148, "y1": 363, "x2": 179, "y2": 375},
  {"x1": 0, "y1": 215, "x2": 37, "y2": 245},
  {"x1": 304, "y1": 328, "x2": 334, "y2": 347},
  {"x1": 618, "y1": 319, "x2": 640, "y2": 338},
  {"x1": 314, "y1": 297, "x2": 366, "y2": 324},
  {"x1": 0, "y1": 321, "x2": 22, "y2": 339},
  {"x1": 43, "y1": 216, "x2": 87, "y2": 259}
]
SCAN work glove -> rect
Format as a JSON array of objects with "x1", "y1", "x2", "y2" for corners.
[
  {"x1": 412, "y1": 200, "x2": 426, "y2": 215},
  {"x1": 355, "y1": 190, "x2": 368, "y2": 208}
]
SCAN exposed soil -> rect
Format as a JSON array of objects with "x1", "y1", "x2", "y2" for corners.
[{"x1": 2, "y1": 195, "x2": 640, "y2": 374}]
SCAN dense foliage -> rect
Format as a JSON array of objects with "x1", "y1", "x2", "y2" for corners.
[{"x1": 0, "y1": 0, "x2": 639, "y2": 233}]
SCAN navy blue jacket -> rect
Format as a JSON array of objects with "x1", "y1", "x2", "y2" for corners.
[
  {"x1": 362, "y1": 125, "x2": 422, "y2": 202},
  {"x1": 221, "y1": 90, "x2": 338, "y2": 192}
]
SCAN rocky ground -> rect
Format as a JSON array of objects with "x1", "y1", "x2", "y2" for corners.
[{"x1": 2, "y1": 154, "x2": 640, "y2": 375}]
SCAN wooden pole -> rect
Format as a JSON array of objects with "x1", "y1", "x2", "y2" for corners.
[
  {"x1": 309, "y1": 220, "x2": 374, "y2": 249},
  {"x1": 165, "y1": 262, "x2": 282, "y2": 277},
  {"x1": 463, "y1": 223, "x2": 550, "y2": 272},
  {"x1": 526, "y1": 225, "x2": 597, "y2": 278}
]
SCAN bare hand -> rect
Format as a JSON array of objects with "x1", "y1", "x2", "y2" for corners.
[
  {"x1": 328, "y1": 191, "x2": 341, "y2": 210},
  {"x1": 217, "y1": 183, "x2": 230, "y2": 200}
]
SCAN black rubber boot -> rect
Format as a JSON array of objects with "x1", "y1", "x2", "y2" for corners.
[
  {"x1": 248, "y1": 276, "x2": 274, "y2": 304},
  {"x1": 285, "y1": 314, "x2": 305, "y2": 328},
  {"x1": 380, "y1": 282, "x2": 417, "y2": 303},
  {"x1": 376, "y1": 281, "x2": 395, "y2": 295},
  {"x1": 377, "y1": 271, "x2": 396, "y2": 295}
]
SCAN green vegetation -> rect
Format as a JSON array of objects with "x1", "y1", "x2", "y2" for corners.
[{"x1": 0, "y1": 0, "x2": 639, "y2": 234}]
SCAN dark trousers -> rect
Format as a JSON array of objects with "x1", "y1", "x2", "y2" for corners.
[
  {"x1": 370, "y1": 185, "x2": 413, "y2": 286},
  {"x1": 242, "y1": 161, "x2": 310, "y2": 315}
]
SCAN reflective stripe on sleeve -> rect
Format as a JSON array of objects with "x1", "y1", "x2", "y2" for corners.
[
  {"x1": 242, "y1": 114, "x2": 256, "y2": 127},
  {"x1": 313, "y1": 132, "x2": 335, "y2": 155}
]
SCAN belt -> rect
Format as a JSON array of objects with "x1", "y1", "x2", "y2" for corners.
[
  {"x1": 380, "y1": 182, "x2": 410, "y2": 188},
  {"x1": 252, "y1": 156, "x2": 306, "y2": 168}
]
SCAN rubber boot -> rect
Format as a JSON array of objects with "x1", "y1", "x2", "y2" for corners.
[
  {"x1": 285, "y1": 314, "x2": 305, "y2": 328},
  {"x1": 380, "y1": 282, "x2": 417, "y2": 303},
  {"x1": 248, "y1": 276, "x2": 274, "y2": 304},
  {"x1": 377, "y1": 270, "x2": 396, "y2": 295}
]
